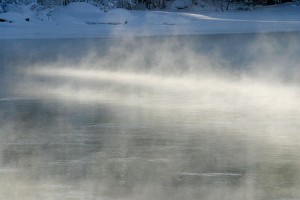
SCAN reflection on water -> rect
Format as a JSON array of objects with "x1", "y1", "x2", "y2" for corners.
[{"x1": 0, "y1": 34, "x2": 300, "y2": 200}]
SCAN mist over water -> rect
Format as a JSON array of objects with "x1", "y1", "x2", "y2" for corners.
[{"x1": 1, "y1": 33, "x2": 300, "y2": 200}]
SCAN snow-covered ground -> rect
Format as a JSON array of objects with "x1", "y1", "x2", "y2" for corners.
[{"x1": 0, "y1": 2, "x2": 300, "y2": 39}]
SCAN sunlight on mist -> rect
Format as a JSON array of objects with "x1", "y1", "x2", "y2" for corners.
[
  {"x1": 1, "y1": 34, "x2": 300, "y2": 200},
  {"x1": 17, "y1": 64, "x2": 300, "y2": 145}
]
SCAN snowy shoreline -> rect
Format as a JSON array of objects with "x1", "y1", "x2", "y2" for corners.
[{"x1": 1, "y1": 2, "x2": 300, "y2": 39}]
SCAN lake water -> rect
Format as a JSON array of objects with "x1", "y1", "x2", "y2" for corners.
[{"x1": 0, "y1": 33, "x2": 300, "y2": 200}]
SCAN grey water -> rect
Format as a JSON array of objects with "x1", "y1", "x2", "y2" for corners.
[{"x1": 1, "y1": 33, "x2": 300, "y2": 200}]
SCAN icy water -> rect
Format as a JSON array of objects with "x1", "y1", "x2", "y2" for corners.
[{"x1": 1, "y1": 33, "x2": 300, "y2": 200}]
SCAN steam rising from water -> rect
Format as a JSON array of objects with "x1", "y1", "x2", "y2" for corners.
[{"x1": 1, "y1": 34, "x2": 300, "y2": 200}]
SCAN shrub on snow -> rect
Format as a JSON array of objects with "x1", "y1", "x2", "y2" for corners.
[{"x1": 172, "y1": 0, "x2": 192, "y2": 9}]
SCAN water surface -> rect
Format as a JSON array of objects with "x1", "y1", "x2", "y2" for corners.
[{"x1": 1, "y1": 33, "x2": 300, "y2": 200}]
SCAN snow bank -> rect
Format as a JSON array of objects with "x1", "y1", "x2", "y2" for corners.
[
  {"x1": 0, "y1": 11, "x2": 31, "y2": 24},
  {"x1": 50, "y1": 2, "x2": 103, "y2": 25},
  {"x1": 50, "y1": 3, "x2": 132, "y2": 25},
  {"x1": 0, "y1": 4, "x2": 42, "y2": 24},
  {"x1": 0, "y1": 3, "x2": 55, "y2": 25},
  {"x1": 98, "y1": 9, "x2": 133, "y2": 24}
]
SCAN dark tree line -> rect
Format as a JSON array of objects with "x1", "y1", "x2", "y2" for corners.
[{"x1": 0, "y1": 0, "x2": 296, "y2": 13}]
